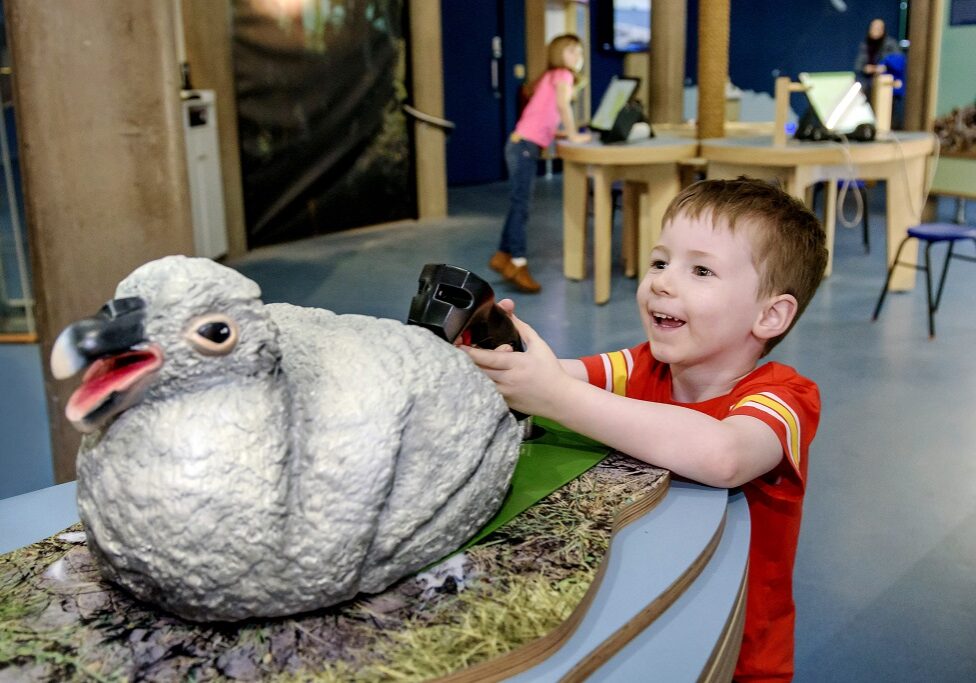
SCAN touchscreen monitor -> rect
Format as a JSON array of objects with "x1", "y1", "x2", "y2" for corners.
[{"x1": 590, "y1": 76, "x2": 640, "y2": 131}]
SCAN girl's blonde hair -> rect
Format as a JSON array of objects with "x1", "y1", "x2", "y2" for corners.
[
  {"x1": 546, "y1": 33, "x2": 583, "y2": 72},
  {"x1": 525, "y1": 33, "x2": 582, "y2": 97}
]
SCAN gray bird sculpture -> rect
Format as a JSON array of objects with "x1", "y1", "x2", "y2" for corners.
[{"x1": 50, "y1": 255, "x2": 521, "y2": 622}]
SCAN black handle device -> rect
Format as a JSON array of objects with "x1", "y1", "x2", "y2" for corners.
[
  {"x1": 407, "y1": 263, "x2": 527, "y2": 419},
  {"x1": 407, "y1": 264, "x2": 523, "y2": 351}
]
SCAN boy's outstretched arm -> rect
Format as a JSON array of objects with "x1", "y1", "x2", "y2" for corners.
[{"x1": 464, "y1": 315, "x2": 783, "y2": 489}]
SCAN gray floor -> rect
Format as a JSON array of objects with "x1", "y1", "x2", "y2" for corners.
[{"x1": 3, "y1": 178, "x2": 975, "y2": 680}]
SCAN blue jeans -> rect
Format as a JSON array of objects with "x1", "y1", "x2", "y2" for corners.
[{"x1": 499, "y1": 138, "x2": 540, "y2": 258}]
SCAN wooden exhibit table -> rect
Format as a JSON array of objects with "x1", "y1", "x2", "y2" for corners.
[
  {"x1": 557, "y1": 137, "x2": 698, "y2": 304},
  {"x1": 1, "y1": 449, "x2": 750, "y2": 681},
  {"x1": 700, "y1": 132, "x2": 938, "y2": 289}
]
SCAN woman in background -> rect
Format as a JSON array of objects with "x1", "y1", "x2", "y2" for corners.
[
  {"x1": 854, "y1": 18, "x2": 902, "y2": 97},
  {"x1": 490, "y1": 34, "x2": 591, "y2": 294}
]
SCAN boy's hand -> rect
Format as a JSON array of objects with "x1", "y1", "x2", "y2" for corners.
[
  {"x1": 461, "y1": 312, "x2": 570, "y2": 416},
  {"x1": 488, "y1": 298, "x2": 518, "y2": 352}
]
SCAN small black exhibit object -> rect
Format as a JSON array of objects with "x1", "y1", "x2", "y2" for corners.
[
  {"x1": 407, "y1": 264, "x2": 523, "y2": 351},
  {"x1": 407, "y1": 264, "x2": 527, "y2": 420}
]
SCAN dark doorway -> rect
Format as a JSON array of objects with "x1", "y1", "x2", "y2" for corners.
[{"x1": 441, "y1": 0, "x2": 510, "y2": 186}]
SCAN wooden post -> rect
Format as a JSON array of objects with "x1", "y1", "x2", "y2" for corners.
[
  {"x1": 773, "y1": 77, "x2": 807, "y2": 146},
  {"x1": 773, "y1": 77, "x2": 791, "y2": 146},
  {"x1": 904, "y1": 0, "x2": 946, "y2": 132},
  {"x1": 903, "y1": 1, "x2": 930, "y2": 131},
  {"x1": 524, "y1": 0, "x2": 547, "y2": 85},
  {"x1": 180, "y1": 0, "x2": 248, "y2": 258},
  {"x1": 696, "y1": 0, "x2": 729, "y2": 140},
  {"x1": 649, "y1": 0, "x2": 686, "y2": 124},
  {"x1": 409, "y1": 0, "x2": 447, "y2": 219},
  {"x1": 872, "y1": 74, "x2": 896, "y2": 136},
  {"x1": 921, "y1": 1, "x2": 946, "y2": 131},
  {"x1": 7, "y1": 0, "x2": 195, "y2": 482}
]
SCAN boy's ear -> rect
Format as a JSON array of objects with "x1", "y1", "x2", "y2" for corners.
[{"x1": 754, "y1": 294, "x2": 798, "y2": 341}]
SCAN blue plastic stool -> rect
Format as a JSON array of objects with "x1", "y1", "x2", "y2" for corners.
[{"x1": 872, "y1": 223, "x2": 976, "y2": 337}]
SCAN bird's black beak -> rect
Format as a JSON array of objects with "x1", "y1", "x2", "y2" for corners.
[
  {"x1": 51, "y1": 296, "x2": 164, "y2": 434},
  {"x1": 51, "y1": 297, "x2": 148, "y2": 379}
]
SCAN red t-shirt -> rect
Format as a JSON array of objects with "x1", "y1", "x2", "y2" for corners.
[{"x1": 581, "y1": 343, "x2": 820, "y2": 681}]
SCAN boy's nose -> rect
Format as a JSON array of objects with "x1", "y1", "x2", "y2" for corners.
[{"x1": 649, "y1": 271, "x2": 673, "y2": 296}]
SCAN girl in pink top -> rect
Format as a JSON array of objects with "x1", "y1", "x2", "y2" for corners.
[{"x1": 489, "y1": 34, "x2": 591, "y2": 294}]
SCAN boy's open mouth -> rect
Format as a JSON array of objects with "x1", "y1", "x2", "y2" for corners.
[{"x1": 652, "y1": 312, "x2": 686, "y2": 329}]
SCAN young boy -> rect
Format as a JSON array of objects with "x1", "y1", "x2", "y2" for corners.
[{"x1": 464, "y1": 178, "x2": 828, "y2": 681}]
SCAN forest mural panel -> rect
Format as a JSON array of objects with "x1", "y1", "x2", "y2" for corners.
[{"x1": 233, "y1": 0, "x2": 414, "y2": 247}]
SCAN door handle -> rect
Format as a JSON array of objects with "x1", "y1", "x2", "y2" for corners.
[{"x1": 491, "y1": 36, "x2": 502, "y2": 99}]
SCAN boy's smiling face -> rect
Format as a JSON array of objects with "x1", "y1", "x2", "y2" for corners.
[{"x1": 638, "y1": 211, "x2": 768, "y2": 373}]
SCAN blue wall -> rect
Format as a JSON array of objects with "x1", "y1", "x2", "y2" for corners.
[
  {"x1": 686, "y1": 0, "x2": 903, "y2": 95},
  {"x1": 588, "y1": 3, "x2": 626, "y2": 116},
  {"x1": 443, "y1": 1, "x2": 904, "y2": 145}
]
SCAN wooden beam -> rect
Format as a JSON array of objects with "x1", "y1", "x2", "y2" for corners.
[
  {"x1": 696, "y1": 0, "x2": 730, "y2": 139},
  {"x1": 923, "y1": 0, "x2": 946, "y2": 129},
  {"x1": 649, "y1": 0, "x2": 686, "y2": 124},
  {"x1": 904, "y1": 0, "x2": 947, "y2": 131},
  {"x1": 7, "y1": 0, "x2": 195, "y2": 482},
  {"x1": 903, "y1": 0, "x2": 931, "y2": 130},
  {"x1": 409, "y1": 0, "x2": 447, "y2": 219},
  {"x1": 180, "y1": 0, "x2": 248, "y2": 258},
  {"x1": 524, "y1": 0, "x2": 547, "y2": 83}
]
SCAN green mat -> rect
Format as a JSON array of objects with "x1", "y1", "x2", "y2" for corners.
[{"x1": 459, "y1": 417, "x2": 611, "y2": 551}]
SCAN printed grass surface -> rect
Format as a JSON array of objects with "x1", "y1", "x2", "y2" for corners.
[{"x1": 0, "y1": 454, "x2": 666, "y2": 682}]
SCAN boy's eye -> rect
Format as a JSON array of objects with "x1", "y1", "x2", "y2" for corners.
[
  {"x1": 650, "y1": 259, "x2": 667, "y2": 270},
  {"x1": 693, "y1": 265, "x2": 714, "y2": 277}
]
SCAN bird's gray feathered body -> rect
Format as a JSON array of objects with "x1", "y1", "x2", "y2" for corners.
[{"x1": 69, "y1": 256, "x2": 520, "y2": 621}]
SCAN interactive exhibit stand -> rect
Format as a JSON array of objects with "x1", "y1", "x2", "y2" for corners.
[
  {"x1": 589, "y1": 75, "x2": 652, "y2": 144},
  {"x1": 0, "y1": 260, "x2": 749, "y2": 680},
  {"x1": 773, "y1": 71, "x2": 900, "y2": 146},
  {"x1": 705, "y1": 71, "x2": 933, "y2": 290}
]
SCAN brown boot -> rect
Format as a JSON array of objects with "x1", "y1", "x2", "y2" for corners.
[
  {"x1": 502, "y1": 262, "x2": 542, "y2": 293},
  {"x1": 489, "y1": 250, "x2": 512, "y2": 274}
]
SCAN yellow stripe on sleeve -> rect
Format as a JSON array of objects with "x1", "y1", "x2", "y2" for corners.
[
  {"x1": 606, "y1": 351, "x2": 629, "y2": 396},
  {"x1": 734, "y1": 393, "x2": 801, "y2": 468}
]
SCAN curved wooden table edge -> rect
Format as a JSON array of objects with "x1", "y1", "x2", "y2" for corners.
[
  {"x1": 556, "y1": 139, "x2": 698, "y2": 165},
  {"x1": 699, "y1": 132, "x2": 936, "y2": 166},
  {"x1": 558, "y1": 499, "x2": 726, "y2": 683},
  {"x1": 437, "y1": 470, "x2": 673, "y2": 683},
  {"x1": 698, "y1": 560, "x2": 748, "y2": 683},
  {"x1": 437, "y1": 470, "x2": 741, "y2": 683}
]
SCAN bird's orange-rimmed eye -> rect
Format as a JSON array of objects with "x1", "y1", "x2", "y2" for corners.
[{"x1": 185, "y1": 314, "x2": 239, "y2": 356}]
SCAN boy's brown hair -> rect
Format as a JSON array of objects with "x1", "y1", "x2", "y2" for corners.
[{"x1": 661, "y1": 177, "x2": 828, "y2": 354}]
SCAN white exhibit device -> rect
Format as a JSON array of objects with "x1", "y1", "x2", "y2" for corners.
[{"x1": 798, "y1": 71, "x2": 876, "y2": 135}]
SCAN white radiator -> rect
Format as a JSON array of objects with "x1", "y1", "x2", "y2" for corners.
[{"x1": 182, "y1": 90, "x2": 228, "y2": 259}]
